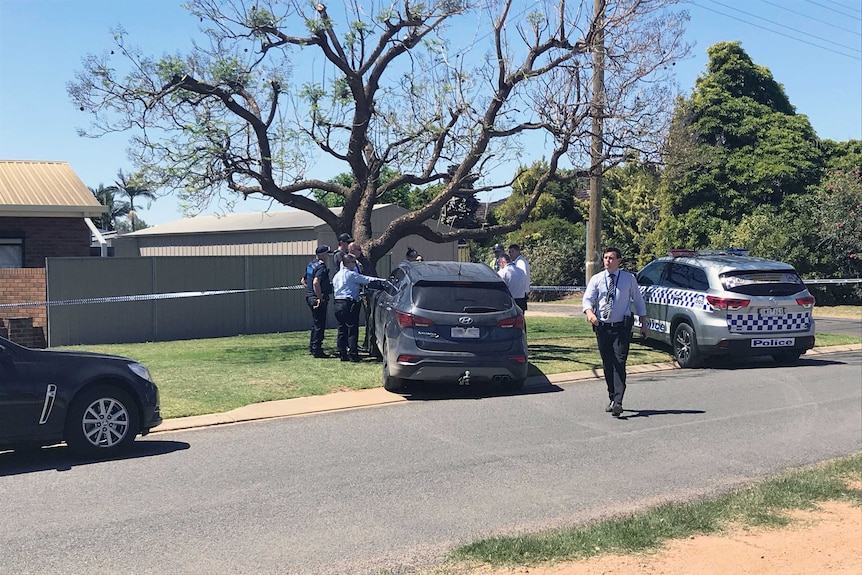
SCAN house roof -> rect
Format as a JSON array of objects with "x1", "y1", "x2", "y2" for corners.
[
  {"x1": 0, "y1": 160, "x2": 106, "y2": 218},
  {"x1": 125, "y1": 204, "x2": 400, "y2": 237}
]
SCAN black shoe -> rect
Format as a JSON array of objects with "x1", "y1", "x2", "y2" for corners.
[
  {"x1": 605, "y1": 401, "x2": 614, "y2": 413},
  {"x1": 340, "y1": 355, "x2": 349, "y2": 362},
  {"x1": 349, "y1": 355, "x2": 362, "y2": 363},
  {"x1": 312, "y1": 350, "x2": 329, "y2": 358},
  {"x1": 612, "y1": 403, "x2": 623, "y2": 417}
]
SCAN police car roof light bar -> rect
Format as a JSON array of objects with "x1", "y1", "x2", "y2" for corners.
[{"x1": 668, "y1": 249, "x2": 696, "y2": 257}]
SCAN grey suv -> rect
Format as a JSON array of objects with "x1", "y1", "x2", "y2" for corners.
[
  {"x1": 370, "y1": 261, "x2": 528, "y2": 392},
  {"x1": 635, "y1": 250, "x2": 816, "y2": 367}
]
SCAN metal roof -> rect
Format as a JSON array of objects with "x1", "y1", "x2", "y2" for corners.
[{"x1": 0, "y1": 160, "x2": 106, "y2": 217}]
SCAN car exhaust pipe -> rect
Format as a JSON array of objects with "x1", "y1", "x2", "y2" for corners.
[{"x1": 458, "y1": 370, "x2": 471, "y2": 386}]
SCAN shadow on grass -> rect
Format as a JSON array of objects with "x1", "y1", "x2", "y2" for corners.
[{"x1": 0, "y1": 440, "x2": 190, "y2": 477}]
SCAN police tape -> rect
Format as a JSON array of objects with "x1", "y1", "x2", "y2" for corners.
[
  {"x1": 0, "y1": 285, "x2": 305, "y2": 310},
  {"x1": 1, "y1": 279, "x2": 858, "y2": 310}
]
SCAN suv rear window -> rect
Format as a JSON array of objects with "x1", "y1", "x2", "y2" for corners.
[
  {"x1": 412, "y1": 281, "x2": 514, "y2": 313},
  {"x1": 721, "y1": 271, "x2": 805, "y2": 296}
]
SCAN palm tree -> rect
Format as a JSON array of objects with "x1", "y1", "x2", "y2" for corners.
[
  {"x1": 88, "y1": 183, "x2": 131, "y2": 232},
  {"x1": 115, "y1": 170, "x2": 157, "y2": 231}
]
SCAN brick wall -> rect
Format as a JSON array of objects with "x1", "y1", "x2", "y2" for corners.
[
  {"x1": 0, "y1": 267, "x2": 47, "y2": 347},
  {"x1": 0, "y1": 216, "x2": 91, "y2": 267}
]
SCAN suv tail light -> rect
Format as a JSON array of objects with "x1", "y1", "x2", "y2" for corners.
[
  {"x1": 498, "y1": 316, "x2": 525, "y2": 330},
  {"x1": 395, "y1": 311, "x2": 434, "y2": 328},
  {"x1": 796, "y1": 295, "x2": 815, "y2": 308},
  {"x1": 706, "y1": 296, "x2": 750, "y2": 310}
]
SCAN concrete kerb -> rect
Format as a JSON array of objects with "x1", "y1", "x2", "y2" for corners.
[{"x1": 152, "y1": 343, "x2": 861, "y2": 434}]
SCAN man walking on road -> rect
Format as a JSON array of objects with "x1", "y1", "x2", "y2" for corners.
[{"x1": 582, "y1": 247, "x2": 647, "y2": 417}]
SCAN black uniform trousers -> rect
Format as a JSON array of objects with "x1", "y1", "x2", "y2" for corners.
[
  {"x1": 306, "y1": 295, "x2": 329, "y2": 353},
  {"x1": 594, "y1": 319, "x2": 633, "y2": 405},
  {"x1": 334, "y1": 298, "x2": 362, "y2": 356}
]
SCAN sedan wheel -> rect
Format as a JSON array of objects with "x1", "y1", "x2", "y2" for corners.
[
  {"x1": 673, "y1": 323, "x2": 702, "y2": 368},
  {"x1": 65, "y1": 385, "x2": 140, "y2": 457}
]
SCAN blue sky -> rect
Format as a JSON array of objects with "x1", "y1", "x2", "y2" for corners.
[{"x1": 1, "y1": 0, "x2": 860, "y2": 226}]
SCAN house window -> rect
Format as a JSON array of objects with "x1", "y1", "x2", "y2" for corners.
[{"x1": 0, "y1": 238, "x2": 23, "y2": 268}]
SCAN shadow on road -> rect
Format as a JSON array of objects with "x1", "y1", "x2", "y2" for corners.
[
  {"x1": 0, "y1": 440, "x2": 190, "y2": 476},
  {"x1": 401, "y1": 381, "x2": 563, "y2": 401},
  {"x1": 617, "y1": 408, "x2": 707, "y2": 420}
]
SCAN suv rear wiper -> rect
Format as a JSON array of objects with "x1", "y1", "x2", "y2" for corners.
[{"x1": 462, "y1": 306, "x2": 502, "y2": 313}]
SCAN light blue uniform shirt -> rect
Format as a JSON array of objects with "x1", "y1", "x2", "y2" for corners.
[
  {"x1": 333, "y1": 267, "x2": 379, "y2": 301},
  {"x1": 582, "y1": 269, "x2": 647, "y2": 323}
]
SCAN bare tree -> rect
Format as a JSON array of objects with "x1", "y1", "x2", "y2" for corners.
[{"x1": 69, "y1": 0, "x2": 688, "y2": 269}]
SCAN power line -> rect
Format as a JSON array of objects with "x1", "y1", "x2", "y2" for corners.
[
  {"x1": 757, "y1": 0, "x2": 861, "y2": 36},
  {"x1": 803, "y1": 0, "x2": 862, "y2": 19},
  {"x1": 693, "y1": 1, "x2": 861, "y2": 60},
  {"x1": 704, "y1": 0, "x2": 861, "y2": 53},
  {"x1": 825, "y1": 0, "x2": 862, "y2": 15}
]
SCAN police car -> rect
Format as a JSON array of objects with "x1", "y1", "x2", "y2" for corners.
[{"x1": 635, "y1": 249, "x2": 816, "y2": 367}]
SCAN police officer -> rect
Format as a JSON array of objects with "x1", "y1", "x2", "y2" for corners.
[
  {"x1": 333, "y1": 233, "x2": 353, "y2": 270},
  {"x1": 488, "y1": 243, "x2": 505, "y2": 272},
  {"x1": 306, "y1": 245, "x2": 333, "y2": 358}
]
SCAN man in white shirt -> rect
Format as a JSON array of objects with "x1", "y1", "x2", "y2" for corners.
[
  {"x1": 508, "y1": 244, "x2": 531, "y2": 309},
  {"x1": 582, "y1": 246, "x2": 647, "y2": 418},
  {"x1": 498, "y1": 254, "x2": 528, "y2": 312}
]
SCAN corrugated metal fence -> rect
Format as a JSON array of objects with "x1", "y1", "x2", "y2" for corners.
[{"x1": 46, "y1": 254, "x2": 391, "y2": 346}]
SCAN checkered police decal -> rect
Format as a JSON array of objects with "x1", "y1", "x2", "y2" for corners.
[
  {"x1": 640, "y1": 287, "x2": 711, "y2": 311},
  {"x1": 727, "y1": 312, "x2": 811, "y2": 333}
]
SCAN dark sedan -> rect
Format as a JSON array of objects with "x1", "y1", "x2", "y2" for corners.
[
  {"x1": 370, "y1": 261, "x2": 529, "y2": 392},
  {"x1": 0, "y1": 336, "x2": 161, "y2": 457}
]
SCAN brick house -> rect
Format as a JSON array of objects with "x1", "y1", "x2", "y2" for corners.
[{"x1": 0, "y1": 160, "x2": 106, "y2": 346}]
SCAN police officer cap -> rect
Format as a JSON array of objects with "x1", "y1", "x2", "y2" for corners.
[
  {"x1": 315, "y1": 245, "x2": 331, "y2": 254},
  {"x1": 338, "y1": 233, "x2": 353, "y2": 243},
  {"x1": 493, "y1": 243, "x2": 504, "y2": 252}
]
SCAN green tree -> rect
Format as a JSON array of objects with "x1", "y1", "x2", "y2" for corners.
[
  {"x1": 114, "y1": 170, "x2": 157, "y2": 231},
  {"x1": 601, "y1": 159, "x2": 661, "y2": 267},
  {"x1": 69, "y1": 0, "x2": 688, "y2": 271},
  {"x1": 88, "y1": 183, "x2": 130, "y2": 232},
  {"x1": 652, "y1": 41, "x2": 823, "y2": 253},
  {"x1": 821, "y1": 139, "x2": 862, "y2": 174},
  {"x1": 494, "y1": 162, "x2": 586, "y2": 226}
]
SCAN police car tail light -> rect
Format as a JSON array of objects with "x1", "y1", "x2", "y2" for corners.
[
  {"x1": 498, "y1": 316, "x2": 525, "y2": 330},
  {"x1": 396, "y1": 310, "x2": 434, "y2": 328},
  {"x1": 706, "y1": 296, "x2": 750, "y2": 310},
  {"x1": 796, "y1": 295, "x2": 815, "y2": 308}
]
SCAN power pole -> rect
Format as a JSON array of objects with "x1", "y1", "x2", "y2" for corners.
[{"x1": 586, "y1": 0, "x2": 605, "y2": 280}]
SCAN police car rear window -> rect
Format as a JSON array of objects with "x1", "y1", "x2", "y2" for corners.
[
  {"x1": 720, "y1": 271, "x2": 804, "y2": 296},
  {"x1": 412, "y1": 282, "x2": 514, "y2": 313}
]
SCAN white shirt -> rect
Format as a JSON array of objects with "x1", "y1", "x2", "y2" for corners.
[
  {"x1": 512, "y1": 255, "x2": 531, "y2": 290},
  {"x1": 498, "y1": 264, "x2": 528, "y2": 299},
  {"x1": 582, "y1": 269, "x2": 647, "y2": 323}
]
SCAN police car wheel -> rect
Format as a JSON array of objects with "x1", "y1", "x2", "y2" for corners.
[{"x1": 673, "y1": 323, "x2": 702, "y2": 368}]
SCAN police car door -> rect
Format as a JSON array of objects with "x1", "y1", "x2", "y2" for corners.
[{"x1": 635, "y1": 260, "x2": 669, "y2": 342}]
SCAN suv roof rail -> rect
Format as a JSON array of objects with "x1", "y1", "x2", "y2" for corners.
[{"x1": 668, "y1": 248, "x2": 750, "y2": 257}]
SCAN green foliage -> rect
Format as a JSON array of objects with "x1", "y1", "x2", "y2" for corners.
[
  {"x1": 210, "y1": 56, "x2": 251, "y2": 84},
  {"x1": 821, "y1": 139, "x2": 862, "y2": 173},
  {"x1": 508, "y1": 218, "x2": 587, "y2": 294},
  {"x1": 601, "y1": 161, "x2": 661, "y2": 267},
  {"x1": 88, "y1": 183, "x2": 130, "y2": 232},
  {"x1": 813, "y1": 169, "x2": 862, "y2": 280},
  {"x1": 494, "y1": 162, "x2": 585, "y2": 225},
  {"x1": 656, "y1": 42, "x2": 823, "y2": 252}
]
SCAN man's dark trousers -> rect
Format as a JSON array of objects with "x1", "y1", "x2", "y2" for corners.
[
  {"x1": 334, "y1": 299, "x2": 362, "y2": 356},
  {"x1": 307, "y1": 295, "x2": 329, "y2": 354},
  {"x1": 594, "y1": 322, "x2": 632, "y2": 405}
]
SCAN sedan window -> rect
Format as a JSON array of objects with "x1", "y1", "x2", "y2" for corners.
[{"x1": 412, "y1": 282, "x2": 513, "y2": 313}]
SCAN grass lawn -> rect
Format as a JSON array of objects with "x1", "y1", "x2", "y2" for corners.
[
  {"x1": 448, "y1": 452, "x2": 862, "y2": 569},
  {"x1": 61, "y1": 316, "x2": 861, "y2": 419}
]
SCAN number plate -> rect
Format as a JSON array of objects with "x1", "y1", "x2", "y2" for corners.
[
  {"x1": 451, "y1": 327, "x2": 480, "y2": 338},
  {"x1": 759, "y1": 307, "x2": 786, "y2": 318},
  {"x1": 751, "y1": 338, "x2": 795, "y2": 348}
]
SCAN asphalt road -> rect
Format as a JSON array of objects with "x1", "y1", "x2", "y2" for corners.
[{"x1": 2, "y1": 350, "x2": 860, "y2": 575}]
